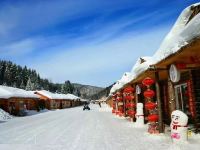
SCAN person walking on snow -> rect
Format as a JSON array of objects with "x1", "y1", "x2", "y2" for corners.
[{"x1": 98, "y1": 101, "x2": 101, "y2": 107}]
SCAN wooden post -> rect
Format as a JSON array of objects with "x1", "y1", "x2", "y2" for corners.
[
  {"x1": 155, "y1": 71, "x2": 164, "y2": 133},
  {"x1": 135, "y1": 86, "x2": 139, "y2": 104},
  {"x1": 123, "y1": 93, "x2": 127, "y2": 117},
  {"x1": 168, "y1": 78, "x2": 176, "y2": 114}
]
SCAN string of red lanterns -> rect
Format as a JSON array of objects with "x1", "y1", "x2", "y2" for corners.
[
  {"x1": 123, "y1": 86, "x2": 136, "y2": 120},
  {"x1": 142, "y1": 77, "x2": 159, "y2": 134},
  {"x1": 116, "y1": 91, "x2": 124, "y2": 117}
]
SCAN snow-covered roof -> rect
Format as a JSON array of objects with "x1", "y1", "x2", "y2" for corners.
[
  {"x1": 153, "y1": 2, "x2": 200, "y2": 63},
  {"x1": 109, "y1": 2, "x2": 200, "y2": 95},
  {"x1": 0, "y1": 85, "x2": 39, "y2": 99},
  {"x1": 35, "y1": 90, "x2": 80, "y2": 100},
  {"x1": 65, "y1": 93, "x2": 80, "y2": 100},
  {"x1": 110, "y1": 72, "x2": 135, "y2": 94},
  {"x1": 110, "y1": 57, "x2": 154, "y2": 94}
]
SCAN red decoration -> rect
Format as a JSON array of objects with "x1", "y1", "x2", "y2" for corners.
[
  {"x1": 115, "y1": 111, "x2": 120, "y2": 115},
  {"x1": 147, "y1": 114, "x2": 159, "y2": 122},
  {"x1": 142, "y1": 77, "x2": 155, "y2": 86},
  {"x1": 123, "y1": 86, "x2": 135, "y2": 93},
  {"x1": 190, "y1": 56, "x2": 200, "y2": 63},
  {"x1": 127, "y1": 110, "x2": 136, "y2": 116},
  {"x1": 124, "y1": 95, "x2": 134, "y2": 101},
  {"x1": 118, "y1": 107, "x2": 123, "y2": 112},
  {"x1": 145, "y1": 102, "x2": 157, "y2": 110},
  {"x1": 126, "y1": 103, "x2": 136, "y2": 108},
  {"x1": 144, "y1": 89, "x2": 155, "y2": 98},
  {"x1": 117, "y1": 97, "x2": 123, "y2": 101},
  {"x1": 176, "y1": 63, "x2": 186, "y2": 69},
  {"x1": 187, "y1": 80, "x2": 196, "y2": 118},
  {"x1": 118, "y1": 112, "x2": 123, "y2": 117}
]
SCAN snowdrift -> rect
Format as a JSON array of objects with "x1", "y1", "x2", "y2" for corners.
[{"x1": 0, "y1": 108, "x2": 13, "y2": 121}]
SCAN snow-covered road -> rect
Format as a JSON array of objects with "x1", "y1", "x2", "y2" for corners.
[{"x1": 0, "y1": 104, "x2": 200, "y2": 150}]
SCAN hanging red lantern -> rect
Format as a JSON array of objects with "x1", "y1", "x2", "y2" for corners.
[
  {"x1": 123, "y1": 86, "x2": 135, "y2": 93},
  {"x1": 147, "y1": 114, "x2": 158, "y2": 122},
  {"x1": 118, "y1": 107, "x2": 123, "y2": 112},
  {"x1": 115, "y1": 111, "x2": 119, "y2": 115},
  {"x1": 126, "y1": 103, "x2": 136, "y2": 108},
  {"x1": 144, "y1": 89, "x2": 155, "y2": 98},
  {"x1": 124, "y1": 95, "x2": 134, "y2": 101},
  {"x1": 145, "y1": 102, "x2": 157, "y2": 110},
  {"x1": 142, "y1": 77, "x2": 155, "y2": 86},
  {"x1": 117, "y1": 97, "x2": 123, "y2": 101},
  {"x1": 127, "y1": 110, "x2": 136, "y2": 116}
]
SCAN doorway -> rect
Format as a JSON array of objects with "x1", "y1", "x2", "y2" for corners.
[{"x1": 174, "y1": 83, "x2": 190, "y2": 116}]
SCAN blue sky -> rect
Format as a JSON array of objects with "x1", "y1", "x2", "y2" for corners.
[{"x1": 0, "y1": 0, "x2": 199, "y2": 87}]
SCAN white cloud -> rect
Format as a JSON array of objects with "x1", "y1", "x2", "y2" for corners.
[
  {"x1": 28, "y1": 25, "x2": 170, "y2": 86},
  {"x1": 0, "y1": 39, "x2": 37, "y2": 57}
]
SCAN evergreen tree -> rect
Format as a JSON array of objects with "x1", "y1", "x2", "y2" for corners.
[
  {"x1": 4, "y1": 61, "x2": 12, "y2": 86},
  {"x1": 0, "y1": 61, "x2": 6, "y2": 84},
  {"x1": 61, "y1": 80, "x2": 74, "y2": 94},
  {"x1": 25, "y1": 78, "x2": 34, "y2": 91},
  {"x1": 20, "y1": 81, "x2": 25, "y2": 89}
]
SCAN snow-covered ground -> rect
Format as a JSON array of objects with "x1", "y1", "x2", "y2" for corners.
[
  {"x1": 0, "y1": 108, "x2": 13, "y2": 121},
  {"x1": 0, "y1": 104, "x2": 200, "y2": 150}
]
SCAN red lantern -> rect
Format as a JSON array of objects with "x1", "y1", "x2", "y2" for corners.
[
  {"x1": 144, "y1": 89, "x2": 155, "y2": 98},
  {"x1": 115, "y1": 111, "x2": 118, "y2": 115},
  {"x1": 117, "y1": 97, "x2": 123, "y2": 101},
  {"x1": 124, "y1": 95, "x2": 134, "y2": 101},
  {"x1": 126, "y1": 103, "x2": 136, "y2": 108},
  {"x1": 123, "y1": 86, "x2": 135, "y2": 93},
  {"x1": 127, "y1": 110, "x2": 136, "y2": 116},
  {"x1": 145, "y1": 102, "x2": 157, "y2": 110},
  {"x1": 142, "y1": 77, "x2": 155, "y2": 86},
  {"x1": 118, "y1": 107, "x2": 123, "y2": 112},
  {"x1": 147, "y1": 114, "x2": 158, "y2": 122}
]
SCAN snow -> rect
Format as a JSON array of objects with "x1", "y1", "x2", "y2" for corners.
[
  {"x1": 35, "y1": 90, "x2": 80, "y2": 100},
  {"x1": 110, "y1": 72, "x2": 135, "y2": 94},
  {"x1": 0, "y1": 104, "x2": 200, "y2": 150},
  {"x1": 153, "y1": 2, "x2": 200, "y2": 62},
  {"x1": 0, "y1": 108, "x2": 13, "y2": 121},
  {"x1": 26, "y1": 109, "x2": 50, "y2": 116},
  {"x1": 0, "y1": 85, "x2": 39, "y2": 99},
  {"x1": 110, "y1": 2, "x2": 200, "y2": 94}
]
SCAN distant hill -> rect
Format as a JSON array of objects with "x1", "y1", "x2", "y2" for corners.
[
  {"x1": 89, "y1": 83, "x2": 114, "y2": 100},
  {"x1": 0, "y1": 59, "x2": 110, "y2": 100},
  {"x1": 72, "y1": 83, "x2": 104, "y2": 99}
]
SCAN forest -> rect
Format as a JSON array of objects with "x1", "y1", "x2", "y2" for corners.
[{"x1": 0, "y1": 60, "x2": 75, "y2": 94}]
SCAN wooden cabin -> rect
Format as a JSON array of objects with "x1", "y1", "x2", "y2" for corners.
[
  {"x1": 110, "y1": 3, "x2": 200, "y2": 133},
  {"x1": 34, "y1": 90, "x2": 81, "y2": 110},
  {"x1": 0, "y1": 85, "x2": 39, "y2": 116}
]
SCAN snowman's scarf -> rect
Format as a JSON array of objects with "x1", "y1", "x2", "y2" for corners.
[{"x1": 172, "y1": 124, "x2": 188, "y2": 130}]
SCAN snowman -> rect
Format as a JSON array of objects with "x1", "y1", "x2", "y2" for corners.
[
  {"x1": 135, "y1": 103, "x2": 144, "y2": 126},
  {"x1": 170, "y1": 110, "x2": 188, "y2": 143}
]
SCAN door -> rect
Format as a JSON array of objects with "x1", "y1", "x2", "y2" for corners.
[{"x1": 174, "y1": 83, "x2": 190, "y2": 116}]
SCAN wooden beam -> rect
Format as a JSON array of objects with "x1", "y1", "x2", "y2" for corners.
[{"x1": 155, "y1": 71, "x2": 164, "y2": 133}]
